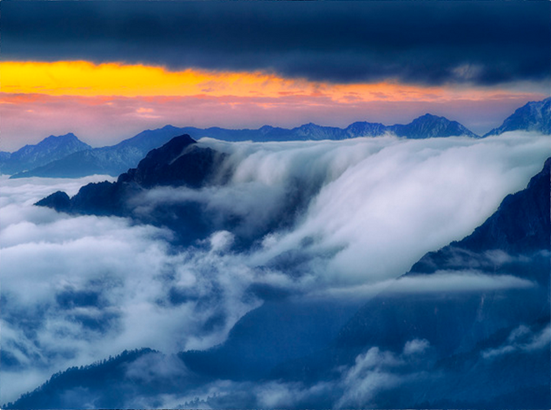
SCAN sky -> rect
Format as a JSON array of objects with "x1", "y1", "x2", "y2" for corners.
[{"x1": 1, "y1": 1, "x2": 550, "y2": 151}]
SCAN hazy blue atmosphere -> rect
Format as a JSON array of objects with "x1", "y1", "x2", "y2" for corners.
[{"x1": 1, "y1": 1, "x2": 550, "y2": 408}]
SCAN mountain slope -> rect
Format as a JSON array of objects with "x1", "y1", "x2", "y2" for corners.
[
  {"x1": 337, "y1": 156, "x2": 550, "y2": 349},
  {"x1": 484, "y1": 97, "x2": 551, "y2": 136},
  {"x1": 410, "y1": 157, "x2": 550, "y2": 278},
  {"x1": 2, "y1": 349, "x2": 198, "y2": 410},
  {"x1": 0, "y1": 133, "x2": 91, "y2": 175}
]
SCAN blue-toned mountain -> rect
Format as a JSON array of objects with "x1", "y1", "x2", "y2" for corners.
[
  {"x1": 389, "y1": 113, "x2": 479, "y2": 139},
  {"x1": 0, "y1": 133, "x2": 91, "y2": 175},
  {"x1": 484, "y1": 97, "x2": 551, "y2": 136},
  {"x1": 10, "y1": 126, "x2": 189, "y2": 179},
  {"x1": 35, "y1": 134, "x2": 305, "y2": 246},
  {"x1": 13, "y1": 114, "x2": 477, "y2": 179}
]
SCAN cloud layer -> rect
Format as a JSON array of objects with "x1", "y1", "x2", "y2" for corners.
[{"x1": 1, "y1": 132, "x2": 550, "y2": 404}]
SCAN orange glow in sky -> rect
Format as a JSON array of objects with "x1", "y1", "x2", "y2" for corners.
[
  {"x1": 0, "y1": 61, "x2": 519, "y2": 103},
  {"x1": 1, "y1": 60, "x2": 546, "y2": 151}
]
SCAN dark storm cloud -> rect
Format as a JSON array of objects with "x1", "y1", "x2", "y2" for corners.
[{"x1": 2, "y1": 1, "x2": 550, "y2": 86}]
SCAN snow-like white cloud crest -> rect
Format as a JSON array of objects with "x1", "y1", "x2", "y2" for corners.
[{"x1": 1, "y1": 132, "x2": 550, "y2": 404}]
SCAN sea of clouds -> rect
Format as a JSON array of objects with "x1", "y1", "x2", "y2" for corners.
[{"x1": 1, "y1": 132, "x2": 550, "y2": 404}]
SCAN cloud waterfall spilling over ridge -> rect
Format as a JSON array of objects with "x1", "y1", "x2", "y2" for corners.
[{"x1": 1, "y1": 132, "x2": 550, "y2": 404}]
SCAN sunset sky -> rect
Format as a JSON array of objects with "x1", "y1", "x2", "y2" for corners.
[{"x1": 1, "y1": 1, "x2": 550, "y2": 151}]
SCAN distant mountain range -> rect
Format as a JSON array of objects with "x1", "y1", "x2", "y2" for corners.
[
  {"x1": 2, "y1": 97, "x2": 550, "y2": 180},
  {"x1": 8, "y1": 113, "x2": 476, "y2": 179},
  {"x1": 0, "y1": 133, "x2": 91, "y2": 175},
  {"x1": 6, "y1": 126, "x2": 192, "y2": 179}
]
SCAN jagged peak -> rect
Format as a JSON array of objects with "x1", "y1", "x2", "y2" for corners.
[
  {"x1": 40, "y1": 133, "x2": 81, "y2": 144},
  {"x1": 44, "y1": 132, "x2": 78, "y2": 139},
  {"x1": 346, "y1": 121, "x2": 385, "y2": 128},
  {"x1": 483, "y1": 97, "x2": 551, "y2": 137},
  {"x1": 161, "y1": 124, "x2": 179, "y2": 130},
  {"x1": 411, "y1": 113, "x2": 449, "y2": 123}
]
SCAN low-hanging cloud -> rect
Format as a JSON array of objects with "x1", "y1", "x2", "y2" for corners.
[
  {"x1": 389, "y1": 271, "x2": 535, "y2": 294},
  {"x1": 200, "y1": 133, "x2": 551, "y2": 286},
  {"x1": 149, "y1": 339, "x2": 434, "y2": 409},
  {"x1": 1, "y1": 132, "x2": 550, "y2": 404}
]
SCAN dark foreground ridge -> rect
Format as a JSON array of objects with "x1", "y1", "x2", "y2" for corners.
[
  {"x1": 286, "y1": 157, "x2": 550, "y2": 408},
  {"x1": 36, "y1": 134, "x2": 222, "y2": 216}
]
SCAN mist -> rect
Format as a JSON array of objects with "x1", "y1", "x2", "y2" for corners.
[{"x1": 1, "y1": 132, "x2": 550, "y2": 404}]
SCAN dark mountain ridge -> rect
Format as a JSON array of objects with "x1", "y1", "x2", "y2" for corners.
[
  {"x1": 389, "y1": 113, "x2": 479, "y2": 139},
  {"x1": 10, "y1": 126, "x2": 189, "y2": 179},
  {"x1": 339, "y1": 157, "x2": 550, "y2": 347},
  {"x1": 36, "y1": 134, "x2": 222, "y2": 216},
  {"x1": 409, "y1": 156, "x2": 550, "y2": 277}
]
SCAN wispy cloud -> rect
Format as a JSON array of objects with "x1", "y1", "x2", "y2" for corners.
[
  {"x1": 482, "y1": 324, "x2": 551, "y2": 360},
  {"x1": 1, "y1": 132, "x2": 550, "y2": 404}
]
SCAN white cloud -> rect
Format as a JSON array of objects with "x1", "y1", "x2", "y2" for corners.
[
  {"x1": 1, "y1": 132, "x2": 550, "y2": 404},
  {"x1": 169, "y1": 339, "x2": 432, "y2": 409},
  {"x1": 403, "y1": 338, "x2": 431, "y2": 356},
  {"x1": 482, "y1": 324, "x2": 551, "y2": 360},
  {"x1": 208, "y1": 230, "x2": 235, "y2": 253},
  {"x1": 390, "y1": 271, "x2": 535, "y2": 293}
]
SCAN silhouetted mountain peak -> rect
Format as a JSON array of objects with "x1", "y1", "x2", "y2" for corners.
[
  {"x1": 42, "y1": 132, "x2": 77, "y2": 142},
  {"x1": 118, "y1": 134, "x2": 221, "y2": 189},
  {"x1": 417, "y1": 113, "x2": 441, "y2": 120},
  {"x1": 37, "y1": 135, "x2": 224, "y2": 217},
  {"x1": 160, "y1": 124, "x2": 180, "y2": 131},
  {"x1": 140, "y1": 134, "x2": 197, "y2": 165},
  {"x1": 297, "y1": 123, "x2": 321, "y2": 133},
  {"x1": 21, "y1": 133, "x2": 88, "y2": 151},
  {"x1": 259, "y1": 125, "x2": 278, "y2": 134}
]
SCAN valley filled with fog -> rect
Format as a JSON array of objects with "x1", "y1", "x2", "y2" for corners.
[{"x1": 1, "y1": 132, "x2": 550, "y2": 406}]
